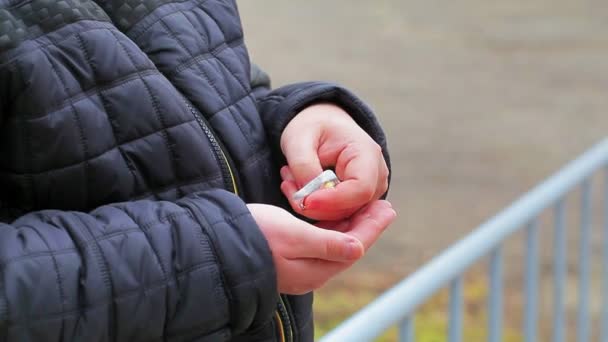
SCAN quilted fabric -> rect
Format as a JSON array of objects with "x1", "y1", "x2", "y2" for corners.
[
  {"x1": 0, "y1": 0, "x2": 110, "y2": 50},
  {"x1": 0, "y1": 0, "x2": 390, "y2": 341}
]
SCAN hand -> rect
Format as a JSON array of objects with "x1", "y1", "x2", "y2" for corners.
[
  {"x1": 280, "y1": 103, "x2": 389, "y2": 221},
  {"x1": 247, "y1": 200, "x2": 396, "y2": 295}
]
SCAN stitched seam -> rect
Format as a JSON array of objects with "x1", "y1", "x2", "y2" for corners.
[
  {"x1": 0, "y1": 17, "x2": 111, "y2": 57},
  {"x1": 110, "y1": 28, "x2": 183, "y2": 198},
  {"x1": 5, "y1": 262, "x2": 215, "y2": 326},
  {"x1": 182, "y1": 202, "x2": 232, "y2": 331},
  {"x1": 74, "y1": 35, "x2": 97, "y2": 207},
  {"x1": 6, "y1": 0, "x2": 34, "y2": 10},
  {"x1": 2, "y1": 162, "x2": 222, "y2": 210},
  {"x1": 138, "y1": 211, "x2": 189, "y2": 230},
  {"x1": 26, "y1": 225, "x2": 67, "y2": 335},
  {"x1": 142, "y1": 78, "x2": 183, "y2": 196},
  {"x1": 207, "y1": 211, "x2": 250, "y2": 228},
  {"x1": 178, "y1": 8, "x2": 255, "y2": 150},
  {"x1": 120, "y1": 210, "x2": 168, "y2": 281},
  {"x1": 13, "y1": 60, "x2": 35, "y2": 208},
  {"x1": 158, "y1": 17, "x2": 253, "y2": 151},
  {"x1": 44, "y1": 45, "x2": 90, "y2": 208},
  {"x1": 131, "y1": 173, "x2": 223, "y2": 201},
  {"x1": 1, "y1": 119, "x2": 195, "y2": 176},
  {"x1": 0, "y1": 25, "x2": 115, "y2": 65},
  {"x1": 2, "y1": 211, "x2": 192, "y2": 268},
  {"x1": 88, "y1": 30, "x2": 140, "y2": 192},
  {"x1": 0, "y1": 227, "x2": 142, "y2": 269},
  {"x1": 157, "y1": 17, "x2": 195, "y2": 67},
  {"x1": 129, "y1": 0, "x2": 212, "y2": 41},
  {"x1": 103, "y1": 29, "x2": 156, "y2": 193},
  {"x1": 73, "y1": 213, "x2": 117, "y2": 340},
  {"x1": 206, "y1": 91, "x2": 250, "y2": 120},
  {"x1": 181, "y1": 9, "x2": 260, "y2": 135},
  {"x1": 167, "y1": 36, "x2": 243, "y2": 77},
  {"x1": 197, "y1": 8, "x2": 253, "y2": 100},
  {"x1": 19, "y1": 69, "x2": 159, "y2": 120}
]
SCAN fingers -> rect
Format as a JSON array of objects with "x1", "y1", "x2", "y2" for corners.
[
  {"x1": 280, "y1": 129, "x2": 323, "y2": 187},
  {"x1": 284, "y1": 200, "x2": 395, "y2": 261},
  {"x1": 343, "y1": 200, "x2": 396, "y2": 251},
  {"x1": 316, "y1": 219, "x2": 351, "y2": 232},
  {"x1": 280, "y1": 175, "x2": 356, "y2": 220},
  {"x1": 300, "y1": 142, "x2": 382, "y2": 212},
  {"x1": 373, "y1": 158, "x2": 390, "y2": 199},
  {"x1": 284, "y1": 220, "x2": 365, "y2": 262}
]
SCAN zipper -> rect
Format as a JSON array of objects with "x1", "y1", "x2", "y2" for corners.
[
  {"x1": 276, "y1": 295, "x2": 294, "y2": 342},
  {"x1": 183, "y1": 99, "x2": 296, "y2": 341},
  {"x1": 183, "y1": 99, "x2": 239, "y2": 196}
]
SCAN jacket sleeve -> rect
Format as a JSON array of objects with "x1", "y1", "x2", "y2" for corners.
[
  {"x1": 0, "y1": 189, "x2": 276, "y2": 341},
  {"x1": 250, "y1": 64, "x2": 392, "y2": 189}
]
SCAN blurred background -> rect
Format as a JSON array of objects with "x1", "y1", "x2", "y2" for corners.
[{"x1": 239, "y1": 1, "x2": 608, "y2": 340}]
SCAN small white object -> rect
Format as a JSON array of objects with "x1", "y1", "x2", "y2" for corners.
[{"x1": 293, "y1": 170, "x2": 340, "y2": 201}]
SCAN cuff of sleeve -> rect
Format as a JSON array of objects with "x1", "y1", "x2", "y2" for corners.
[{"x1": 182, "y1": 190, "x2": 278, "y2": 335}]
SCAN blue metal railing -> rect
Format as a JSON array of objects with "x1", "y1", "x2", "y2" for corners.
[{"x1": 320, "y1": 139, "x2": 608, "y2": 342}]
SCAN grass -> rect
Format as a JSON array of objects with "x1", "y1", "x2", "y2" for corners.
[{"x1": 314, "y1": 272, "x2": 524, "y2": 342}]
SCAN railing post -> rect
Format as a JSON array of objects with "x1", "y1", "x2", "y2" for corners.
[
  {"x1": 577, "y1": 180, "x2": 592, "y2": 342},
  {"x1": 524, "y1": 219, "x2": 539, "y2": 342},
  {"x1": 602, "y1": 166, "x2": 608, "y2": 342},
  {"x1": 489, "y1": 246, "x2": 503, "y2": 342},
  {"x1": 399, "y1": 316, "x2": 414, "y2": 342},
  {"x1": 448, "y1": 277, "x2": 463, "y2": 342},
  {"x1": 553, "y1": 199, "x2": 566, "y2": 342}
]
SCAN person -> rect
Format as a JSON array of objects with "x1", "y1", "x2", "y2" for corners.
[{"x1": 0, "y1": 0, "x2": 395, "y2": 341}]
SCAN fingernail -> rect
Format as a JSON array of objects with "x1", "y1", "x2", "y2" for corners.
[
  {"x1": 302, "y1": 197, "x2": 314, "y2": 210},
  {"x1": 345, "y1": 239, "x2": 363, "y2": 260}
]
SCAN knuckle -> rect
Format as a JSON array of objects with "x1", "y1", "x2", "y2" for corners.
[
  {"x1": 382, "y1": 179, "x2": 389, "y2": 193},
  {"x1": 343, "y1": 142, "x2": 362, "y2": 159},
  {"x1": 323, "y1": 239, "x2": 339, "y2": 259},
  {"x1": 373, "y1": 142, "x2": 382, "y2": 154},
  {"x1": 358, "y1": 184, "x2": 375, "y2": 201},
  {"x1": 381, "y1": 160, "x2": 389, "y2": 175}
]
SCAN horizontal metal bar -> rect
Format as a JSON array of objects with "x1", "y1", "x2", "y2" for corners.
[{"x1": 320, "y1": 139, "x2": 608, "y2": 342}]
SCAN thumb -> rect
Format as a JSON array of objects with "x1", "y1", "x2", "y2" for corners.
[
  {"x1": 292, "y1": 225, "x2": 365, "y2": 262},
  {"x1": 281, "y1": 129, "x2": 323, "y2": 187}
]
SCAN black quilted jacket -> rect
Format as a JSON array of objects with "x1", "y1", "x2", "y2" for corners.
[{"x1": 0, "y1": 0, "x2": 390, "y2": 341}]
